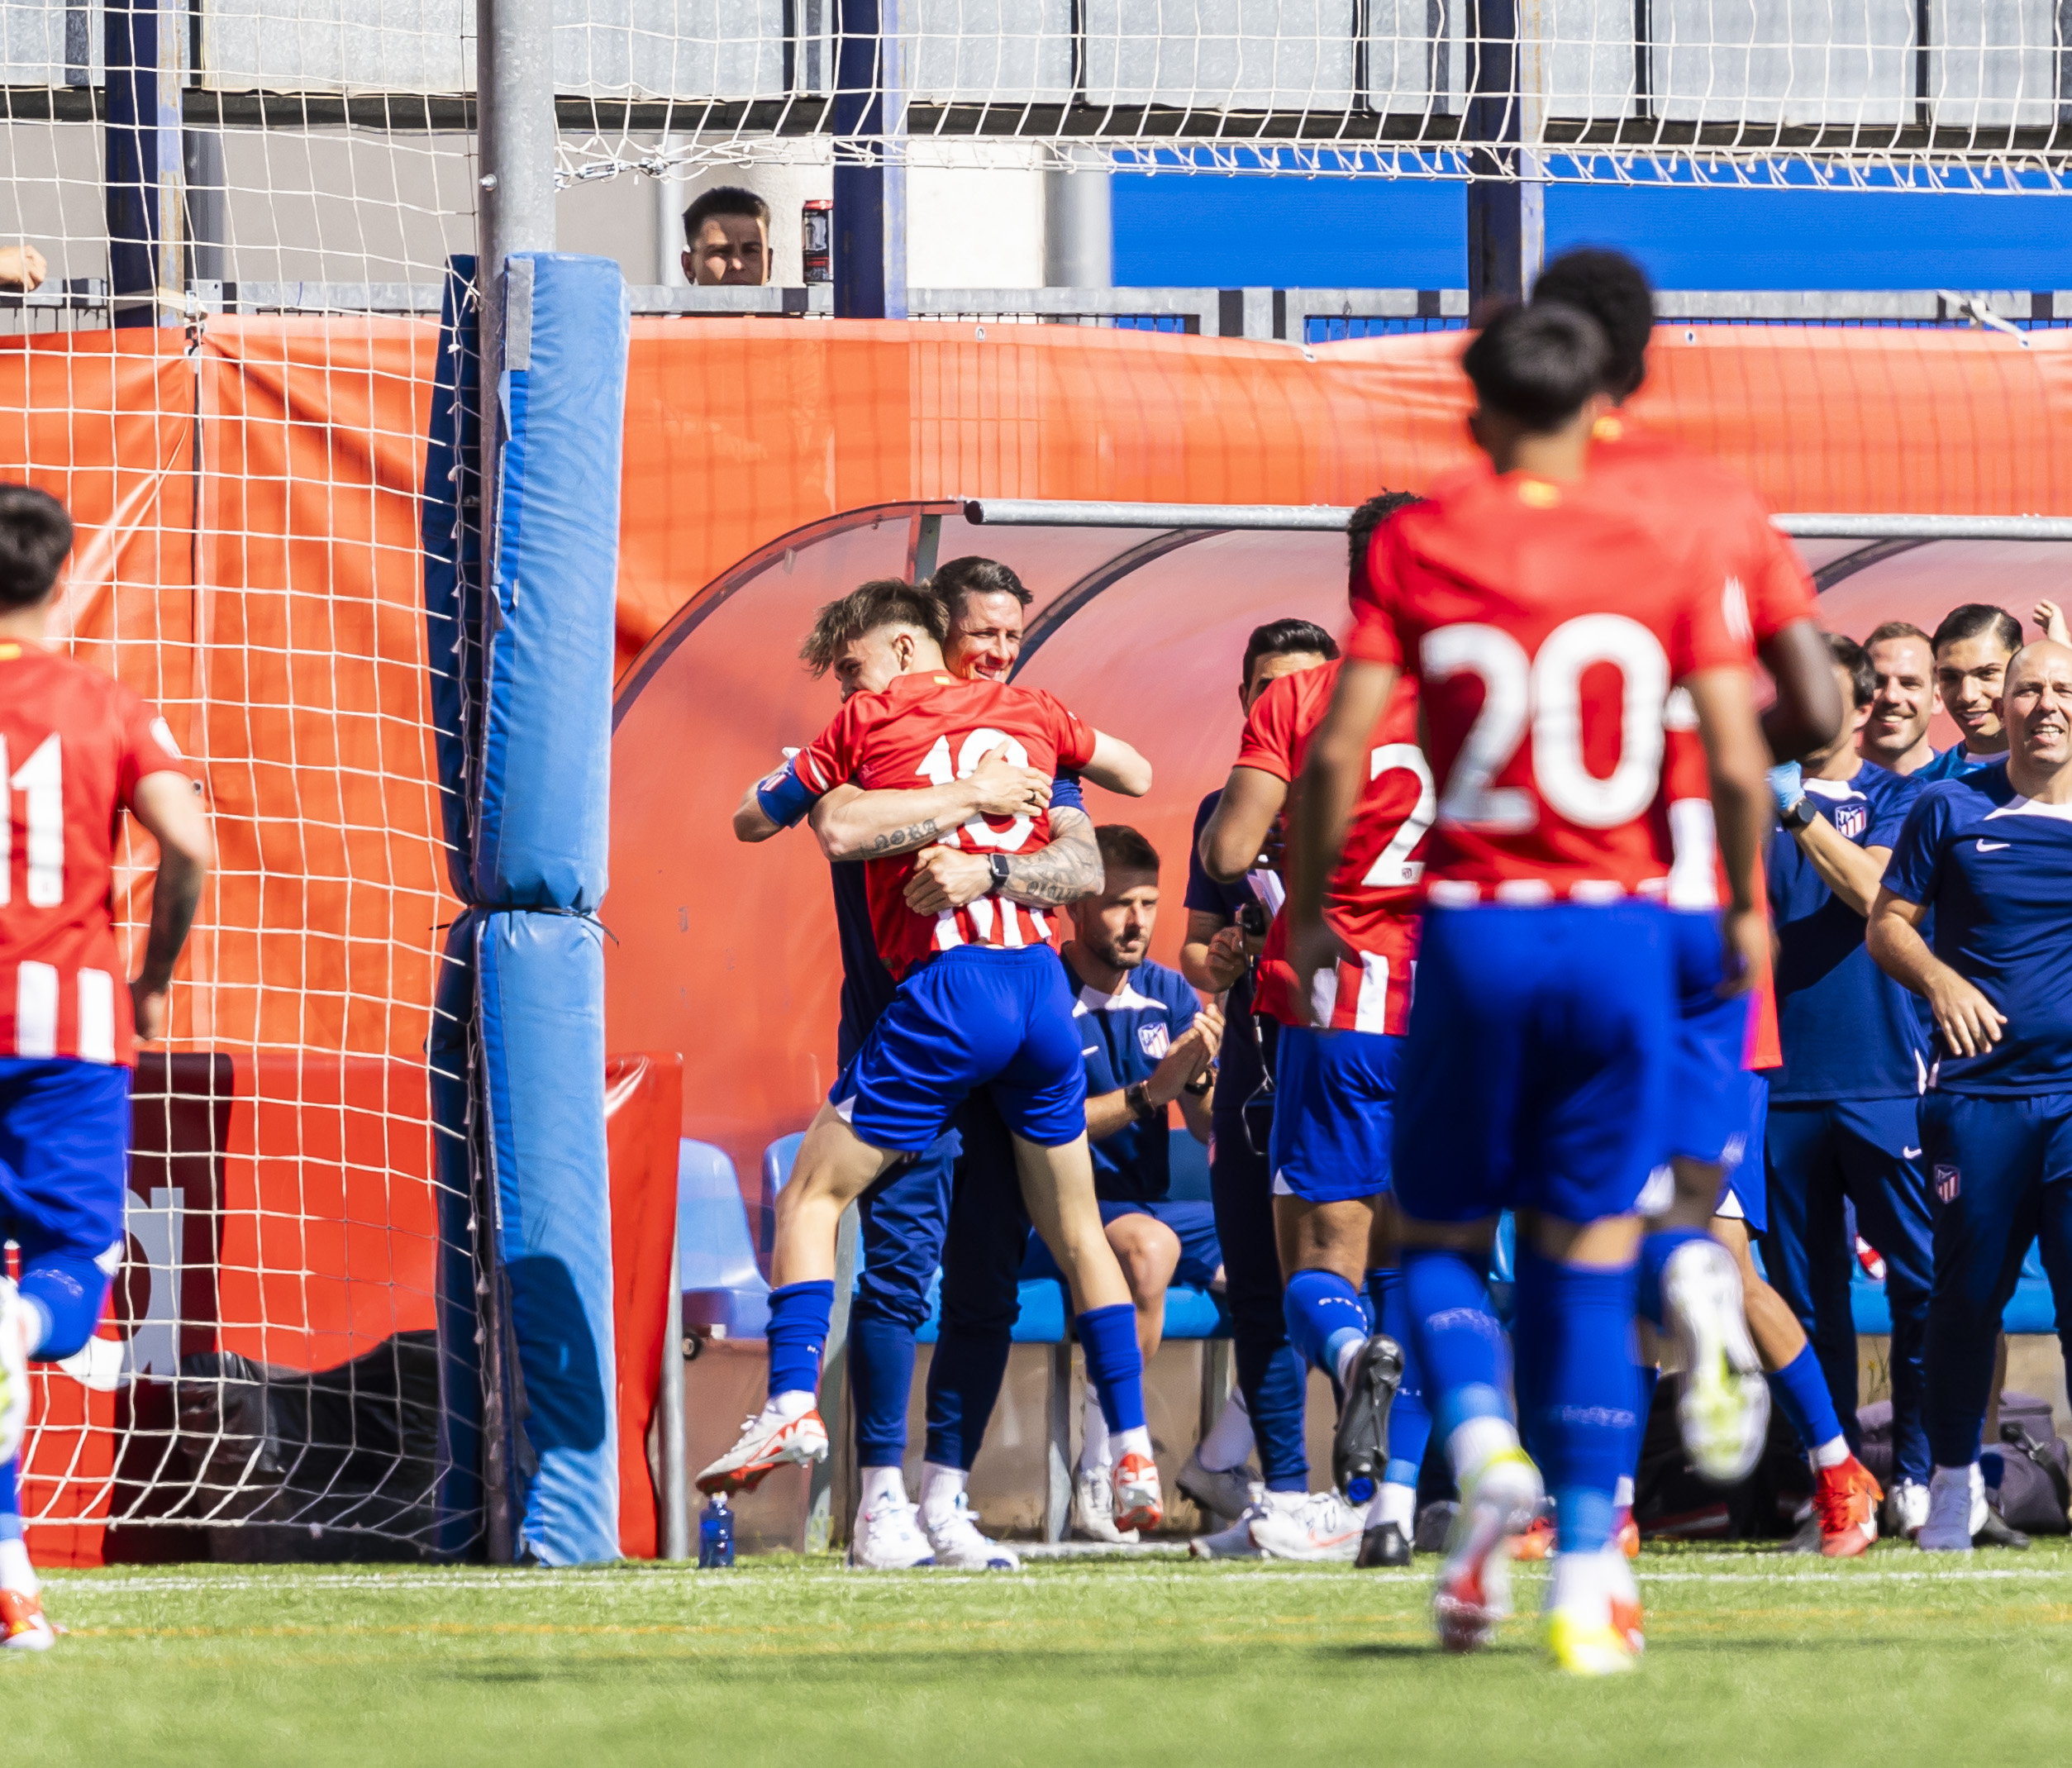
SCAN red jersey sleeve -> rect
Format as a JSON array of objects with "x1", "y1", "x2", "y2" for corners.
[
  {"x1": 1345, "y1": 526, "x2": 1408, "y2": 668},
  {"x1": 1233, "y1": 672, "x2": 1303, "y2": 781},
  {"x1": 1038, "y1": 692, "x2": 1098, "y2": 774},
  {"x1": 1666, "y1": 541, "x2": 1758, "y2": 681},
  {"x1": 1743, "y1": 521, "x2": 1817, "y2": 644},
  {"x1": 115, "y1": 690, "x2": 188, "y2": 805},
  {"x1": 795, "y1": 696, "x2": 867, "y2": 795}
]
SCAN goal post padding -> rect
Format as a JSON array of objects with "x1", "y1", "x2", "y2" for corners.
[{"x1": 426, "y1": 251, "x2": 631, "y2": 1566}]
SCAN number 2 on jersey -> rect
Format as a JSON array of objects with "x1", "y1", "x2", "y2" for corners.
[
  {"x1": 1363, "y1": 742, "x2": 1436, "y2": 887},
  {"x1": 0, "y1": 732, "x2": 62, "y2": 908},
  {"x1": 1421, "y1": 614, "x2": 1669, "y2": 832},
  {"x1": 916, "y1": 728, "x2": 1036, "y2": 853}
]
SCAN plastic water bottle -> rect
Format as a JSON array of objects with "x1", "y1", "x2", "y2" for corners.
[{"x1": 698, "y1": 1493, "x2": 736, "y2": 1568}]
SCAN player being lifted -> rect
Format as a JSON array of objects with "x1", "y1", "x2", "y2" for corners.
[
  {"x1": 1198, "y1": 493, "x2": 1430, "y2": 1567},
  {"x1": 1289, "y1": 305, "x2": 1770, "y2": 1674},
  {"x1": 701, "y1": 581, "x2": 1169, "y2": 1531},
  {"x1": 0, "y1": 484, "x2": 212, "y2": 1647}
]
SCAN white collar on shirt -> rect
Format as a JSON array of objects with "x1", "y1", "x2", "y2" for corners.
[
  {"x1": 1073, "y1": 978, "x2": 1164, "y2": 1016},
  {"x1": 1984, "y1": 794, "x2": 2072, "y2": 825}
]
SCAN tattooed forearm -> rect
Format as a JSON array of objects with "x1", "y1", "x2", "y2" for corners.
[
  {"x1": 1001, "y1": 809, "x2": 1103, "y2": 906},
  {"x1": 867, "y1": 818, "x2": 941, "y2": 855}
]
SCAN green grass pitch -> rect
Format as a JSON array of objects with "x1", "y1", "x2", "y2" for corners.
[{"x1": 12, "y1": 1542, "x2": 2072, "y2": 1766}]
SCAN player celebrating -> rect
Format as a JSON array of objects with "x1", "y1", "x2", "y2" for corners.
[
  {"x1": 1289, "y1": 304, "x2": 1770, "y2": 1674},
  {"x1": 1870, "y1": 638, "x2": 2072, "y2": 1551},
  {"x1": 703, "y1": 582, "x2": 1166, "y2": 1532},
  {"x1": 0, "y1": 484, "x2": 212, "y2": 1647},
  {"x1": 1197, "y1": 493, "x2": 1427, "y2": 1568}
]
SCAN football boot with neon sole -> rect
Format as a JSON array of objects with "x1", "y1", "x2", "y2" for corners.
[
  {"x1": 695, "y1": 1405, "x2": 829, "y2": 1495},
  {"x1": 923, "y1": 1494, "x2": 1020, "y2": 1570},
  {"x1": 1663, "y1": 1239, "x2": 1770, "y2": 1485},
  {"x1": 1547, "y1": 1609, "x2": 1640, "y2": 1676},
  {"x1": 1813, "y1": 1455, "x2": 1882, "y2": 1557},
  {"x1": 1546, "y1": 1550, "x2": 1642, "y2": 1676},
  {"x1": 1112, "y1": 1451, "x2": 1165, "y2": 1535},
  {"x1": 847, "y1": 1499, "x2": 935, "y2": 1570},
  {"x1": 1432, "y1": 1446, "x2": 1541, "y2": 1654},
  {"x1": 0, "y1": 1589, "x2": 54, "y2": 1651}
]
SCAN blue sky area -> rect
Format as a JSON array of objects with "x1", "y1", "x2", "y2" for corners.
[{"x1": 1112, "y1": 174, "x2": 2072, "y2": 289}]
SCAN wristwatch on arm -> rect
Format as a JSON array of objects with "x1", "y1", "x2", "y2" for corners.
[
  {"x1": 1182, "y1": 1067, "x2": 1213, "y2": 1098},
  {"x1": 1123, "y1": 1081, "x2": 1159, "y2": 1123},
  {"x1": 988, "y1": 853, "x2": 1012, "y2": 892}
]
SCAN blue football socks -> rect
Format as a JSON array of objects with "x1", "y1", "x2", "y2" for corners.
[
  {"x1": 1402, "y1": 1245, "x2": 1512, "y2": 1442},
  {"x1": 1770, "y1": 1343, "x2": 1846, "y2": 1454},
  {"x1": 764, "y1": 1280, "x2": 836, "y2": 1401},
  {"x1": 1076, "y1": 1303, "x2": 1146, "y2": 1434},
  {"x1": 1515, "y1": 1243, "x2": 1639, "y2": 1557},
  {"x1": 1283, "y1": 1268, "x2": 1371, "y2": 1396},
  {"x1": 1368, "y1": 1266, "x2": 1432, "y2": 1489}
]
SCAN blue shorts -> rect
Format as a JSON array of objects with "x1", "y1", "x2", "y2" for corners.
[
  {"x1": 1713, "y1": 1070, "x2": 1770, "y2": 1235},
  {"x1": 832, "y1": 945, "x2": 1087, "y2": 1154},
  {"x1": 1670, "y1": 910, "x2": 1758, "y2": 1170},
  {"x1": 0, "y1": 1057, "x2": 131, "y2": 1261},
  {"x1": 1022, "y1": 1197, "x2": 1225, "y2": 1290},
  {"x1": 1267, "y1": 1024, "x2": 1403, "y2": 1204},
  {"x1": 1393, "y1": 900, "x2": 1672, "y2": 1226}
]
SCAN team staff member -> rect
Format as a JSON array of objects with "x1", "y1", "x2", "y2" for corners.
[
  {"x1": 1019, "y1": 826, "x2": 1225, "y2": 1541},
  {"x1": 1915, "y1": 605, "x2": 2023, "y2": 782},
  {"x1": 1860, "y1": 622, "x2": 1938, "y2": 777},
  {"x1": 1765, "y1": 635, "x2": 1934, "y2": 1537},
  {"x1": 1870, "y1": 639, "x2": 2072, "y2": 1551},
  {"x1": 1178, "y1": 621, "x2": 1341, "y2": 1540}
]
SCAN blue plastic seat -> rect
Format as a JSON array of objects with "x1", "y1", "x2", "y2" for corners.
[
  {"x1": 1850, "y1": 1235, "x2": 2058, "y2": 1336},
  {"x1": 677, "y1": 1139, "x2": 771, "y2": 1339},
  {"x1": 757, "y1": 1132, "x2": 807, "y2": 1271}
]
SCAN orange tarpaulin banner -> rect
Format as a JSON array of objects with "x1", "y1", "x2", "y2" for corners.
[{"x1": 613, "y1": 317, "x2": 2072, "y2": 670}]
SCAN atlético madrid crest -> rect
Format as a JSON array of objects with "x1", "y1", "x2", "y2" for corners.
[
  {"x1": 1834, "y1": 801, "x2": 1869, "y2": 841},
  {"x1": 1138, "y1": 1023, "x2": 1170, "y2": 1060},
  {"x1": 1935, "y1": 1165, "x2": 1961, "y2": 1203}
]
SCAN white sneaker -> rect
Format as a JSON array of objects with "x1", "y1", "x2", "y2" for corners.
[
  {"x1": 1178, "y1": 1449, "x2": 1261, "y2": 1523},
  {"x1": 695, "y1": 1402, "x2": 828, "y2": 1496},
  {"x1": 848, "y1": 1498, "x2": 936, "y2": 1570},
  {"x1": 923, "y1": 1494, "x2": 1021, "y2": 1570},
  {"x1": 1433, "y1": 1447, "x2": 1542, "y2": 1654},
  {"x1": 1664, "y1": 1238, "x2": 1770, "y2": 1485},
  {"x1": 1190, "y1": 1502, "x2": 1267, "y2": 1561},
  {"x1": 1071, "y1": 1464, "x2": 1139, "y2": 1544},
  {"x1": 1247, "y1": 1489, "x2": 1362, "y2": 1562},
  {"x1": 1917, "y1": 1464, "x2": 1977, "y2": 1552},
  {"x1": 1886, "y1": 1477, "x2": 1930, "y2": 1540},
  {"x1": 0, "y1": 1282, "x2": 29, "y2": 1469}
]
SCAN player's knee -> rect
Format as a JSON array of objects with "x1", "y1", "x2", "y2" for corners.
[{"x1": 1108, "y1": 1220, "x2": 1180, "y2": 1300}]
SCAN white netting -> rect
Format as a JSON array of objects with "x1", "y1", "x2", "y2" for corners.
[{"x1": 0, "y1": 0, "x2": 482, "y2": 1562}]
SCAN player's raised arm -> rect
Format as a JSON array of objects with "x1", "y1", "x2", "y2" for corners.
[
  {"x1": 1682, "y1": 663, "x2": 1773, "y2": 994},
  {"x1": 1760, "y1": 617, "x2": 1846, "y2": 764},
  {"x1": 1079, "y1": 730, "x2": 1152, "y2": 798},
  {"x1": 128, "y1": 770, "x2": 213, "y2": 1042}
]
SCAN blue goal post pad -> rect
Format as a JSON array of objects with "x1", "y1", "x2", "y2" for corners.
[
  {"x1": 474, "y1": 252, "x2": 630, "y2": 913},
  {"x1": 477, "y1": 908, "x2": 620, "y2": 1565}
]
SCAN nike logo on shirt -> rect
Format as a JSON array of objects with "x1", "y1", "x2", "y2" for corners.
[
  {"x1": 1976, "y1": 841, "x2": 2010, "y2": 852},
  {"x1": 1903, "y1": 1146, "x2": 1922, "y2": 1158}
]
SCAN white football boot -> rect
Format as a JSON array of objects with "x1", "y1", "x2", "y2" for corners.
[
  {"x1": 1189, "y1": 1499, "x2": 1269, "y2": 1561},
  {"x1": 696, "y1": 1401, "x2": 829, "y2": 1496},
  {"x1": 1071, "y1": 1464, "x2": 1139, "y2": 1544},
  {"x1": 1432, "y1": 1446, "x2": 1542, "y2": 1654},
  {"x1": 848, "y1": 1498, "x2": 936, "y2": 1570},
  {"x1": 1663, "y1": 1238, "x2": 1770, "y2": 1484},
  {"x1": 1246, "y1": 1489, "x2": 1362, "y2": 1563},
  {"x1": 922, "y1": 1494, "x2": 1021, "y2": 1570},
  {"x1": 1885, "y1": 1477, "x2": 1930, "y2": 1541}
]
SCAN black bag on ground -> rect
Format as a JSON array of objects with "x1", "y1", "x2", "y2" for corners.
[{"x1": 1859, "y1": 1390, "x2": 2070, "y2": 1536}]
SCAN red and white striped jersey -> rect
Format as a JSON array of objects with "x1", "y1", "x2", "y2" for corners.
[
  {"x1": 1233, "y1": 660, "x2": 1425, "y2": 1036},
  {"x1": 795, "y1": 670, "x2": 1098, "y2": 979},
  {"x1": 0, "y1": 642, "x2": 188, "y2": 1066}
]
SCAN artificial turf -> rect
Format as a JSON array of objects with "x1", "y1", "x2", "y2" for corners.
[{"x1": 11, "y1": 1541, "x2": 2072, "y2": 1766}]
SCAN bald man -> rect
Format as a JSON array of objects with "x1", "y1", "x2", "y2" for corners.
[{"x1": 1870, "y1": 639, "x2": 2072, "y2": 1552}]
